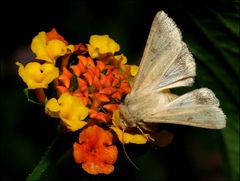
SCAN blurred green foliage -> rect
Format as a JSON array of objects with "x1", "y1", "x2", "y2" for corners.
[{"x1": 1, "y1": 0, "x2": 239, "y2": 180}]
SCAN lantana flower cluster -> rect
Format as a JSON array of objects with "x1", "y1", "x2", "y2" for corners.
[{"x1": 16, "y1": 28, "x2": 147, "y2": 175}]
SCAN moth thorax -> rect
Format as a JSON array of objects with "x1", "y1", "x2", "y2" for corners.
[{"x1": 119, "y1": 104, "x2": 137, "y2": 128}]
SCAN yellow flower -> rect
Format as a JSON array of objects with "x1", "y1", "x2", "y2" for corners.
[
  {"x1": 16, "y1": 61, "x2": 59, "y2": 89},
  {"x1": 115, "y1": 53, "x2": 127, "y2": 65},
  {"x1": 31, "y1": 31, "x2": 74, "y2": 63},
  {"x1": 130, "y1": 65, "x2": 139, "y2": 76},
  {"x1": 45, "y1": 93, "x2": 88, "y2": 131},
  {"x1": 110, "y1": 110, "x2": 149, "y2": 144},
  {"x1": 87, "y1": 35, "x2": 120, "y2": 58}
]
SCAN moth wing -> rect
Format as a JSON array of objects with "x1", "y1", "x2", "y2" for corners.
[
  {"x1": 131, "y1": 11, "x2": 195, "y2": 93},
  {"x1": 142, "y1": 88, "x2": 226, "y2": 129}
]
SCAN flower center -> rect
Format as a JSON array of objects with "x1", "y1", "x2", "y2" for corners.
[{"x1": 89, "y1": 145, "x2": 98, "y2": 154}]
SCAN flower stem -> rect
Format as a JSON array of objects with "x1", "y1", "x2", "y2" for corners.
[
  {"x1": 26, "y1": 127, "x2": 75, "y2": 181},
  {"x1": 35, "y1": 88, "x2": 47, "y2": 104},
  {"x1": 26, "y1": 137, "x2": 58, "y2": 181}
]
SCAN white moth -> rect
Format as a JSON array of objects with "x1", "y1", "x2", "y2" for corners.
[{"x1": 119, "y1": 11, "x2": 226, "y2": 131}]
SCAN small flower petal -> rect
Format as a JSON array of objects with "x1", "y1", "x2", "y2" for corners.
[
  {"x1": 46, "y1": 28, "x2": 68, "y2": 44},
  {"x1": 31, "y1": 32, "x2": 51, "y2": 62},
  {"x1": 115, "y1": 54, "x2": 127, "y2": 65},
  {"x1": 46, "y1": 40, "x2": 68, "y2": 58},
  {"x1": 130, "y1": 65, "x2": 139, "y2": 76},
  {"x1": 58, "y1": 67, "x2": 73, "y2": 88},
  {"x1": 58, "y1": 93, "x2": 88, "y2": 131},
  {"x1": 110, "y1": 126, "x2": 148, "y2": 144},
  {"x1": 82, "y1": 159, "x2": 114, "y2": 175},
  {"x1": 111, "y1": 110, "x2": 148, "y2": 144},
  {"x1": 88, "y1": 35, "x2": 120, "y2": 58},
  {"x1": 45, "y1": 98, "x2": 60, "y2": 117}
]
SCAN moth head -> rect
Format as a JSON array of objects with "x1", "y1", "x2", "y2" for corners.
[{"x1": 118, "y1": 104, "x2": 137, "y2": 129}]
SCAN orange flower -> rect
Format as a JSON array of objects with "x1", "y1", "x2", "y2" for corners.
[
  {"x1": 56, "y1": 55, "x2": 133, "y2": 123},
  {"x1": 58, "y1": 67, "x2": 73, "y2": 88},
  {"x1": 89, "y1": 109, "x2": 111, "y2": 123},
  {"x1": 73, "y1": 125, "x2": 118, "y2": 175}
]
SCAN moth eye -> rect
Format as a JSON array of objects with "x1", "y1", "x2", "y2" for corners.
[
  {"x1": 118, "y1": 118, "x2": 127, "y2": 129},
  {"x1": 119, "y1": 118, "x2": 125, "y2": 125}
]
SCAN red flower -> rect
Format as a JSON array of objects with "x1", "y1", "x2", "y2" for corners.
[{"x1": 73, "y1": 125, "x2": 118, "y2": 175}]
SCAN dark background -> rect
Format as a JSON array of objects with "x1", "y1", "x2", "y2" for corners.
[{"x1": 0, "y1": 0, "x2": 239, "y2": 180}]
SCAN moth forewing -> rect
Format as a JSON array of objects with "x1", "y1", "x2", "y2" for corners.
[{"x1": 131, "y1": 11, "x2": 195, "y2": 93}]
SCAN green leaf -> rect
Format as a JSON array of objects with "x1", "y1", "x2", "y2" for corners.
[
  {"x1": 26, "y1": 131, "x2": 75, "y2": 181},
  {"x1": 190, "y1": 9, "x2": 239, "y2": 82},
  {"x1": 135, "y1": 149, "x2": 166, "y2": 180},
  {"x1": 210, "y1": 6, "x2": 240, "y2": 38},
  {"x1": 183, "y1": 7, "x2": 239, "y2": 180},
  {"x1": 26, "y1": 137, "x2": 58, "y2": 181}
]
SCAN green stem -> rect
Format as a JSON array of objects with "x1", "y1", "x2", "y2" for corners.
[
  {"x1": 25, "y1": 132, "x2": 65, "y2": 181},
  {"x1": 26, "y1": 127, "x2": 76, "y2": 181},
  {"x1": 26, "y1": 137, "x2": 57, "y2": 181}
]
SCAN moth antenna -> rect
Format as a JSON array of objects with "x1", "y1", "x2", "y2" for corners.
[{"x1": 122, "y1": 127, "x2": 140, "y2": 171}]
